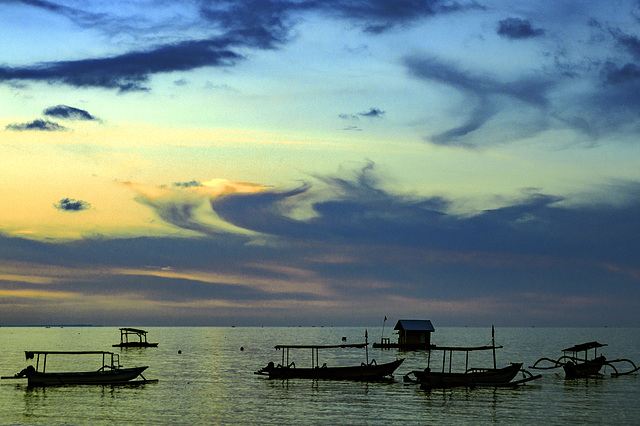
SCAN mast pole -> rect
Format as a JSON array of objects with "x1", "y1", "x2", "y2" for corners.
[
  {"x1": 365, "y1": 329, "x2": 369, "y2": 364},
  {"x1": 492, "y1": 325, "x2": 497, "y2": 369}
]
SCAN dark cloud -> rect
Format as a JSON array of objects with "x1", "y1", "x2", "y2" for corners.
[
  {"x1": 2, "y1": 165, "x2": 640, "y2": 325},
  {"x1": 403, "y1": 55, "x2": 552, "y2": 146},
  {"x1": 5, "y1": 119, "x2": 67, "y2": 131},
  {"x1": 207, "y1": 164, "x2": 640, "y2": 269},
  {"x1": 358, "y1": 107, "x2": 385, "y2": 118},
  {"x1": 1, "y1": 0, "x2": 481, "y2": 91},
  {"x1": 0, "y1": 39, "x2": 242, "y2": 92},
  {"x1": 172, "y1": 180, "x2": 202, "y2": 188},
  {"x1": 43, "y1": 105, "x2": 98, "y2": 121},
  {"x1": 497, "y1": 18, "x2": 545, "y2": 39},
  {"x1": 602, "y1": 62, "x2": 640, "y2": 84},
  {"x1": 339, "y1": 108, "x2": 385, "y2": 121},
  {"x1": 610, "y1": 28, "x2": 640, "y2": 59},
  {"x1": 54, "y1": 198, "x2": 91, "y2": 212},
  {"x1": 311, "y1": 0, "x2": 484, "y2": 33}
]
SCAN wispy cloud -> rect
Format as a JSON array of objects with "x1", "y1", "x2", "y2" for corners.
[
  {"x1": 403, "y1": 55, "x2": 552, "y2": 147},
  {"x1": 43, "y1": 105, "x2": 99, "y2": 121},
  {"x1": 1, "y1": 0, "x2": 481, "y2": 91},
  {"x1": 5, "y1": 119, "x2": 67, "y2": 131}
]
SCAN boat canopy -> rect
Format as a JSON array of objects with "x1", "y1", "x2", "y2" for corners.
[
  {"x1": 431, "y1": 345, "x2": 503, "y2": 352},
  {"x1": 120, "y1": 327, "x2": 149, "y2": 334},
  {"x1": 26, "y1": 350, "x2": 115, "y2": 359},
  {"x1": 274, "y1": 343, "x2": 367, "y2": 350},
  {"x1": 562, "y1": 341, "x2": 607, "y2": 353}
]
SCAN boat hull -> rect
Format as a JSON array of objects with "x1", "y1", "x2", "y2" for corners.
[
  {"x1": 257, "y1": 359, "x2": 404, "y2": 380},
  {"x1": 26, "y1": 366, "x2": 148, "y2": 386},
  {"x1": 563, "y1": 356, "x2": 606, "y2": 378},
  {"x1": 412, "y1": 363, "x2": 523, "y2": 388}
]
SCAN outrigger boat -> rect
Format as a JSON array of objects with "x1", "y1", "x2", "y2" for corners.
[
  {"x1": 1, "y1": 351, "x2": 156, "y2": 387},
  {"x1": 404, "y1": 327, "x2": 541, "y2": 388},
  {"x1": 113, "y1": 328, "x2": 158, "y2": 348},
  {"x1": 530, "y1": 341, "x2": 640, "y2": 378},
  {"x1": 255, "y1": 331, "x2": 404, "y2": 380}
]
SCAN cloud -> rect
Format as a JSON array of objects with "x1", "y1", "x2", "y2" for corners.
[
  {"x1": 5, "y1": 119, "x2": 67, "y2": 131},
  {"x1": 172, "y1": 180, "x2": 202, "y2": 188},
  {"x1": 2, "y1": 165, "x2": 640, "y2": 325},
  {"x1": 339, "y1": 108, "x2": 385, "y2": 122},
  {"x1": 358, "y1": 107, "x2": 385, "y2": 118},
  {"x1": 312, "y1": 0, "x2": 484, "y2": 33},
  {"x1": 1, "y1": 0, "x2": 483, "y2": 91},
  {"x1": 0, "y1": 39, "x2": 242, "y2": 92},
  {"x1": 497, "y1": 18, "x2": 545, "y2": 39},
  {"x1": 403, "y1": 55, "x2": 552, "y2": 146},
  {"x1": 54, "y1": 198, "x2": 91, "y2": 212},
  {"x1": 43, "y1": 105, "x2": 98, "y2": 121}
]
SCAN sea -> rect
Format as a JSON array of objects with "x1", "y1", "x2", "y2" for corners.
[{"x1": 0, "y1": 326, "x2": 639, "y2": 425}]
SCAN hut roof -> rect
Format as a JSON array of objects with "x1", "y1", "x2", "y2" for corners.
[{"x1": 394, "y1": 319, "x2": 435, "y2": 332}]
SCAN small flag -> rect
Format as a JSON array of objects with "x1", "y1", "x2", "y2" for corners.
[{"x1": 384, "y1": 316, "x2": 387, "y2": 321}]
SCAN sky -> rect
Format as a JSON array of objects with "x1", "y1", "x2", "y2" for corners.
[{"x1": 1, "y1": 0, "x2": 640, "y2": 327}]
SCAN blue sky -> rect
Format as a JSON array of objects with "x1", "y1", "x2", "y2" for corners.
[{"x1": 1, "y1": 0, "x2": 639, "y2": 326}]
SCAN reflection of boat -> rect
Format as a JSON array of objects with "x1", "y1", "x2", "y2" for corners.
[
  {"x1": 255, "y1": 332, "x2": 404, "y2": 380},
  {"x1": 113, "y1": 328, "x2": 158, "y2": 348},
  {"x1": 404, "y1": 327, "x2": 541, "y2": 388},
  {"x1": 530, "y1": 341, "x2": 640, "y2": 378},
  {"x1": 1, "y1": 351, "x2": 155, "y2": 387}
]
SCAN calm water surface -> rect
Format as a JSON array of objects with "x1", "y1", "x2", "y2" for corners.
[{"x1": 1, "y1": 327, "x2": 639, "y2": 425}]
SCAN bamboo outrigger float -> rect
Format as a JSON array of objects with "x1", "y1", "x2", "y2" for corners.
[
  {"x1": 113, "y1": 328, "x2": 158, "y2": 348},
  {"x1": 404, "y1": 326, "x2": 541, "y2": 388},
  {"x1": 530, "y1": 341, "x2": 640, "y2": 378},
  {"x1": 1, "y1": 351, "x2": 156, "y2": 387},
  {"x1": 255, "y1": 331, "x2": 405, "y2": 380}
]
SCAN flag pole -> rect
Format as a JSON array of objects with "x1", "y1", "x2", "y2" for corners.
[{"x1": 381, "y1": 316, "x2": 387, "y2": 344}]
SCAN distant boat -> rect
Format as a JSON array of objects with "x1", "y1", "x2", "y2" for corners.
[
  {"x1": 2, "y1": 351, "x2": 155, "y2": 386},
  {"x1": 530, "y1": 341, "x2": 640, "y2": 378},
  {"x1": 113, "y1": 328, "x2": 158, "y2": 348},
  {"x1": 255, "y1": 331, "x2": 404, "y2": 381},
  {"x1": 404, "y1": 326, "x2": 541, "y2": 388}
]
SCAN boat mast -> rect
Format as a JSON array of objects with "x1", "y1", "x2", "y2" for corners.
[
  {"x1": 365, "y1": 329, "x2": 369, "y2": 364},
  {"x1": 492, "y1": 325, "x2": 497, "y2": 369}
]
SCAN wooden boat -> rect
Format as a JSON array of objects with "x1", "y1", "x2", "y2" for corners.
[
  {"x1": 113, "y1": 328, "x2": 158, "y2": 347},
  {"x1": 255, "y1": 332, "x2": 404, "y2": 380},
  {"x1": 1, "y1": 351, "x2": 155, "y2": 387},
  {"x1": 404, "y1": 327, "x2": 541, "y2": 388},
  {"x1": 530, "y1": 341, "x2": 639, "y2": 378}
]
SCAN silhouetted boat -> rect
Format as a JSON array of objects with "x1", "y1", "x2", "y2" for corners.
[
  {"x1": 2, "y1": 351, "x2": 155, "y2": 386},
  {"x1": 530, "y1": 341, "x2": 640, "y2": 378},
  {"x1": 113, "y1": 328, "x2": 158, "y2": 347},
  {"x1": 404, "y1": 326, "x2": 541, "y2": 388},
  {"x1": 255, "y1": 331, "x2": 404, "y2": 380}
]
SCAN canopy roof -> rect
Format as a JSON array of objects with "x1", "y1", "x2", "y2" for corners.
[
  {"x1": 394, "y1": 319, "x2": 435, "y2": 332},
  {"x1": 274, "y1": 343, "x2": 367, "y2": 350},
  {"x1": 562, "y1": 341, "x2": 607, "y2": 352},
  {"x1": 119, "y1": 328, "x2": 148, "y2": 334}
]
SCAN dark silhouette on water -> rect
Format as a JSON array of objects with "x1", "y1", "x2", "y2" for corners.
[{"x1": 530, "y1": 341, "x2": 640, "y2": 378}]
